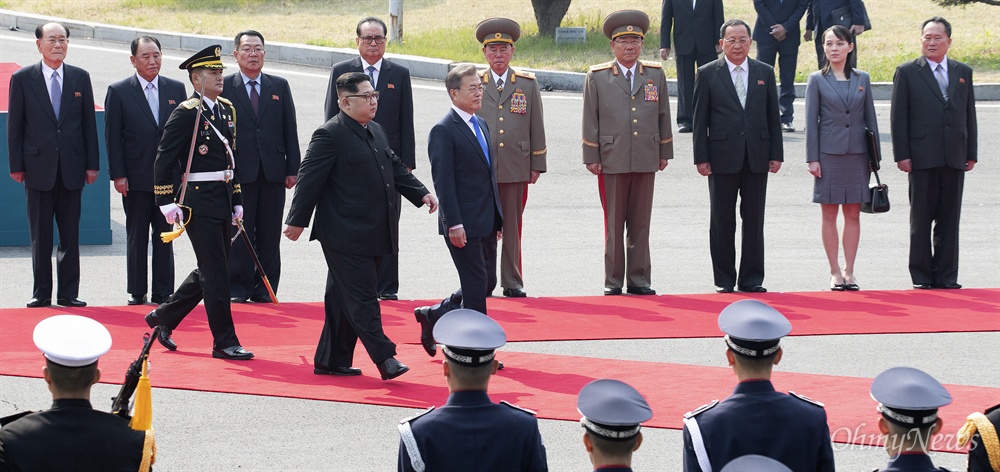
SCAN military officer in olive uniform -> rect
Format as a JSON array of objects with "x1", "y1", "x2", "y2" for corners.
[
  {"x1": 146, "y1": 45, "x2": 254, "y2": 361},
  {"x1": 474, "y1": 18, "x2": 547, "y2": 298},
  {"x1": 582, "y1": 10, "x2": 673, "y2": 296}
]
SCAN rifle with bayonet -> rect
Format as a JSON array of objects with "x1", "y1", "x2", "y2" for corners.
[{"x1": 111, "y1": 327, "x2": 159, "y2": 419}]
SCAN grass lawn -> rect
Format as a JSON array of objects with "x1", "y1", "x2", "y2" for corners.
[{"x1": 3, "y1": 0, "x2": 997, "y2": 82}]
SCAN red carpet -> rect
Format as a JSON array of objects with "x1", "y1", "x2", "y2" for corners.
[{"x1": 2, "y1": 289, "x2": 998, "y2": 452}]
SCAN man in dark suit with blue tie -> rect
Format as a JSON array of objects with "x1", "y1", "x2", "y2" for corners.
[
  {"x1": 223, "y1": 30, "x2": 301, "y2": 303},
  {"x1": 753, "y1": 0, "x2": 809, "y2": 132},
  {"x1": 7, "y1": 22, "x2": 99, "y2": 308},
  {"x1": 891, "y1": 17, "x2": 977, "y2": 290},
  {"x1": 105, "y1": 36, "x2": 187, "y2": 306},
  {"x1": 413, "y1": 64, "x2": 503, "y2": 359},
  {"x1": 324, "y1": 17, "x2": 416, "y2": 301},
  {"x1": 660, "y1": 0, "x2": 724, "y2": 133}
]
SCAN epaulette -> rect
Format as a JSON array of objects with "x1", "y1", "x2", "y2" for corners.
[
  {"x1": 217, "y1": 96, "x2": 233, "y2": 106},
  {"x1": 180, "y1": 97, "x2": 200, "y2": 109},
  {"x1": 500, "y1": 400, "x2": 537, "y2": 416},
  {"x1": 512, "y1": 69, "x2": 536, "y2": 80},
  {"x1": 640, "y1": 60, "x2": 663, "y2": 69},
  {"x1": 589, "y1": 61, "x2": 614, "y2": 72},
  {"x1": 399, "y1": 406, "x2": 435, "y2": 424},
  {"x1": 684, "y1": 400, "x2": 718, "y2": 419},
  {"x1": 480, "y1": 70, "x2": 490, "y2": 82},
  {"x1": 789, "y1": 391, "x2": 825, "y2": 408},
  {"x1": 0, "y1": 410, "x2": 34, "y2": 426}
]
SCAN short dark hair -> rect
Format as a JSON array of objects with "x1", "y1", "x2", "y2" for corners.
[
  {"x1": 586, "y1": 430, "x2": 639, "y2": 457},
  {"x1": 922, "y1": 16, "x2": 952, "y2": 38},
  {"x1": 446, "y1": 358, "x2": 494, "y2": 387},
  {"x1": 235, "y1": 30, "x2": 265, "y2": 48},
  {"x1": 820, "y1": 25, "x2": 856, "y2": 78},
  {"x1": 130, "y1": 36, "x2": 161, "y2": 56},
  {"x1": 446, "y1": 63, "x2": 479, "y2": 91},
  {"x1": 720, "y1": 19, "x2": 751, "y2": 40},
  {"x1": 356, "y1": 17, "x2": 388, "y2": 37},
  {"x1": 336, "y1": 71, "x2": 371, "y2": 98},
  {"x1": 35, "y1": 22, "x2": 68, "y2": 39},
  {"x1": 45, "y1": 359, "x2": 96, "y2": 393}
]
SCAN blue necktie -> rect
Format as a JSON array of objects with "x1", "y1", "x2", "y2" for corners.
[
  {"x1": 50, "y1": 70, "x2": 61, "y2": 117},
  {"x1": 366, "y1": 65, "x2": 376, "y2": 87},
  {"x1": 470, "y1": 115, "x2": 490, "y2": 165}
]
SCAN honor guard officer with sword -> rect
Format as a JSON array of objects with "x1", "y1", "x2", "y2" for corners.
[
  {"x1": 474, "y1": 18, "x2": 547, "y2": 299},
  {"x1": 577, "y1": 379, "x2": 653, "y2": 472},
  {"x1": 145, "y1": 45, "x2": 254, "y2": 361}
]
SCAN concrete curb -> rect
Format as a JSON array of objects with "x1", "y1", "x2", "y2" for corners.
[{"x1": 3, "y1": 9, "x2": 998, "y2": 100}]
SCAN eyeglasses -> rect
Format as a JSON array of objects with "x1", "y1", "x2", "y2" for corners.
[
  {"x1": 457, "y1": 84, "x2": 484, "y2": 94},
  {"x1": 345, "y1": 92, "x2": 380, "y2": 103},
  {"x1": 724, "y1": 38, "x2": 751, "y2": 46},
  {"x1": 614, "y1": 38, "x2": 643, "y2": 46},
  {"x1": 360, "y1": 36, "x2": 386, "y2": 45},
  {"x1": 239, "y1": 46, "x2": 265, "y2": 54}
]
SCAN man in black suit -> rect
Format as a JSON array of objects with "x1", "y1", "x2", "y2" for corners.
[
  {"x1": 284, "y1": 72, "x2": 436, "y2": 381},
  {"x1": 803, "y1": 0, "x2": 867, "y2": 68},
  {"x1": 105, "y1": 36, "x2": 187, "y2": 306},
  {"x1": 753, "y1": 0, "x2": 809, "y2": 132},
  {"x1": 223, "y1": 30, "x2": 301, "y2": 303},
  {"x1": 692, "y1": 19, "x2": 782, "y2": 294},
  {"x1": 660, "y1": 0, "x2": 724, "y2": 133},
  {"x1": 146, "y1": 45, "x2": 254, "y2": 361},
  {"x1": 891, "y1": 17, "x2": 977, "y2": 290},
  {"x1": 324, "y1": 17, "x2": 416, "y2": 301},
  {"x1": 7, "y1": 22, "x2": 99, "y2": 308},
  {"x1": 412, "y1": 64, "x2": 503, "y2": 358}
]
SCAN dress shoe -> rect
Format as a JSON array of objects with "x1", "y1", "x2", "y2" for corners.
[
  {"x1": 127, "y1": 295, "x2": 147, "y2": 306},
  {"x1": 626, "y1": 286, "x2": 656, "y2": 296},
  {"x1": 150, "y1": 294, "x2": 169, "y2": 304},
  {"x1": 913, "y1": 284, "x2": 933, "y2": 290},
  {"x1": 377, "y1": 357, "x2": 409, "y2": 380},
  {"x1": 830, "y1": 276, "x2": 846, "y2": 291},
  {"x1": 677, "y1": 124, "x2": 692, "y2": 133},
  {"x1": 314, "y1": 365, "x2": 362, "y2": 376},
  {"x1": 933, "y1": 283, "x2": 962, "y2": 289},
  {"x1": 781, "y1": 122, "x2": 796, "y2": 132},
  {"x1": 738, "y1": 285, "x2": 768, "y2": 293},
  {"x1": 144, "y1": 311, "x2": 177, "y2": 351},
  {"x1": 213, "y1": 345, "x2": 254, "y2": 360},
  {"x1": 26, "y1": 298, "x2": 51, "y2": 308},
  {"x1": 56, "y1": 298, "x2": 87, "y2": 307},
  {"x1": 497, "y1": 360, "x2": 504, "y2": 370},
  {"x1": 413, "y1": 307, "x2": 437, "y2": 357},
  {"x1": 843, "y1": 275, "x2": 860, "y2": 291},
  {"x1": 715, "y1": 286, "x2": 734, "y2": 294},
  {"x1": 230, "y1": 296, "x2": 249, "y2": 303},
  {"x1": 603, "y1": 287, "x2": 622, "y2": 296},
  {"x1": 502, "y1": 288, "x2": 527, "y2": 298},
  {"x1": 378, "y1": 292, "x2": 399, "y2": 301},
  {"x1": 249, "y1": 295, "x2": 272, "y2": 303}
]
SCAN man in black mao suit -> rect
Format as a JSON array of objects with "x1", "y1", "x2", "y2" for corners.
[
  {"x1": 7, "y1": 22, "x2": 99, "y2": 308},
  {"x1": 891, "y1": 17, "x2": 977, "y2": 290},
  {"x1": 753, "y1": 0, "x2": 809, "y2": 132},
  {"x1": 660, "y1": 0, "x2": 724, "y2": 132},
  {"x1": 223, "y1": 30, "x2": 301, "y2": 303},
  {"x1": 692, "y1": 19, "x2": 782, "y2": 294},
  {"x1": 324, "y1": 17, "x2": 416, "y2": 301},
  {"x1": 105, "y1": 36, "x2": 187, "y2": 306},
  {"x1": 413, "y1": 64, "x2": 503, "y2": 358},
  {"x1": 284, "y1": 72, "x2": 436, "y2": 381}
]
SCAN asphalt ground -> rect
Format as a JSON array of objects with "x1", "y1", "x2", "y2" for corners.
[{"x1": 1, "y1": 30, "x2": 998, "y2": 471}]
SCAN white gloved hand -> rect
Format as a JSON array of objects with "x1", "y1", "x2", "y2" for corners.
[
  {"x1": 159, "y1": 203, "x2": 183, "y2": 225},
  {"x1": 232, "y1": 205, "x2": 244, "y2": 226}
]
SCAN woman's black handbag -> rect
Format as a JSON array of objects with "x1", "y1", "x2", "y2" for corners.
[
  {"x1": 862, "y1": 169, "x2": 890, "y2": 214},
  {"x1": 865, "y1": 127, "x2": 880, "y2": 171}
]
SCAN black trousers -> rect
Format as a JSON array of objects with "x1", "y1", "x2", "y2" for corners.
[
  {"x1": 708, "y1": 159, "x2": 768, "y2": 288},
  {"x1": 908, "y1": 166, "x2": 965, "y2": 286},
  {"x1": 375, "y1": 190, "x2": 402, "y2": 295},
  {"x1": 427, "y1": 233, "x2": 498, "y2": 322},
  {"x1": 756, "y1": 39, "x2": 799, "y2": 125},
  {"x1": 228, "y1": 179, "x2": 284, "y2": 299},
  {"x1": 123, "y1": 190, "x2": 174, "y2": 298},
  {"x1": 155, "y1": 213, "x2": 240, "y2": 350},
  {"x1": 315, "y1": 244, "x2": 397, "y2": 368},
  {"x1": 675, "y1": 52, "x2": 719, "y2": 126},
  {"x1": 26, "y1": 174, "x2": 81, "y2": 300}
]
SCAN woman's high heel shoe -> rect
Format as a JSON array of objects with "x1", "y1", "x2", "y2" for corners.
[
  {"x1": 843, "y1": 275, "x2": 860, "y2": 291},
  {"x1": 830, "y1": 276, "x2": 846, "y2": 291}
]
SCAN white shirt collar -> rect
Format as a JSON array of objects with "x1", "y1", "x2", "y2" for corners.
[
  {"x1": 725, "y1": 56, "x2": 748, "y2": 72},
  {"x1": 41, "y1": 62, "x2": 64, "y2": 81},
  {"x1": 240, "y1": 71, "x2": 262, "y2": 85},
  {"x1": 135, "y1": 73, "x2": 157, "y2": 90},
  {"x1": 361, "y1": 58, "x2": 383, "y2": 72},
  {"x1": 616, "y1": 62, "x2": 636, "y2": 76},
  {"x1": 491, "y1": 69, "x2": 509, "y2": 85},
  {"x1": 201, "y1": 96, "x2": 218, "y2": 109},
  {"x1": 926, "y1": 56, "x2": 948, "y2": 72},
  {"x1": 451, "y1": 104, "x2": 474, "y2": 123}
]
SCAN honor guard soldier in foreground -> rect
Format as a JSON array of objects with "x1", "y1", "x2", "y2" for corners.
[
  {"x1": 870, "y1": 367, "x2": 954, "y2": 472},
  {"x1": 958, "y1": 404, "x2": 1000, "y2": 472},
  {"x1": 720, "y1": 455, "x2": 793, "y2": 472},
  {"x1": 146, "y1": 45, "x2": 254, "y2": 360},
  {"x1": 682, "y1": 299, "x2": 835, "y2": 472},
  {"x1": 0, "y1": 315, "x2": 153, "y2": 470},
  {"x1": 397, "y1": 309, "x2": 547, "y2": 471},
  {"x1": 582, "y1": 10, "x2": 673, "y2": 297},
  {"x1": 474, "y1": 18, "x2": 547, "y2": 298},
  {"x1": 577, "y1": 379, "x2": 652, "y2": 472}
]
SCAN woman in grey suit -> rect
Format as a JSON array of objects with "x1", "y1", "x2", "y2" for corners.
[{"x1": 805, "y1": 25, "x2": 879, "y2": 291}]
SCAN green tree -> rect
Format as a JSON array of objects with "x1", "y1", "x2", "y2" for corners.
[{"x1": 532, "y1": 0, "x2": 573, "y2": 37}]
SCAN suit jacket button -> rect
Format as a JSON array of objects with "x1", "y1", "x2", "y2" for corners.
[
  {"x1": 633, "y1": 131, "x2": 638, "y2": 136},
  {"x1": 499, "y1": 130, "x2": 504, "y2": 135},
  {"x1": 631, "y1": 107, "x2": 636, "y2": 112},
  {"x1": 499, "y1": 142, "x2": 505, "y2": 148},
  {"x1": 498, "y1": 105, "x2": 502, "y2": 110},
  {"x1": 499, "y1": 117, "x2": 504, "y2": 122}
]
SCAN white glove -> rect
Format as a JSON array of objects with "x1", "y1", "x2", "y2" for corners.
[
  {"x1": 159, "y1": 203, "x2": 183, "y2": 225},
  {"x1": 232, "y1": 205, "x2": 244, "y2": 225}
]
